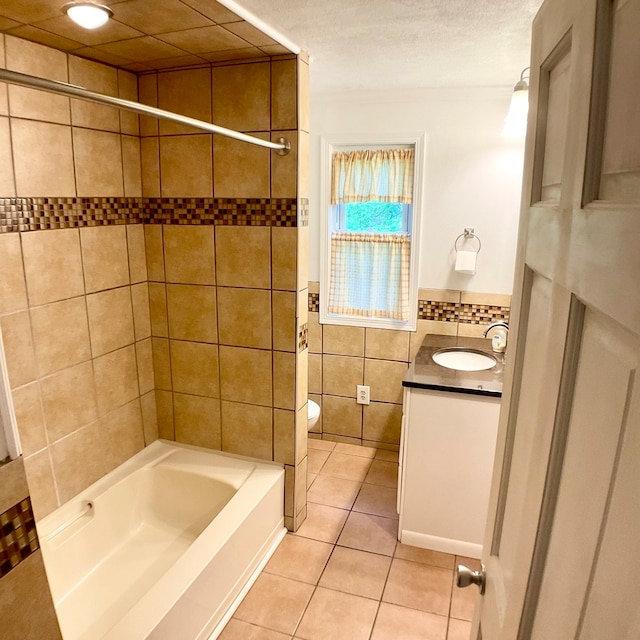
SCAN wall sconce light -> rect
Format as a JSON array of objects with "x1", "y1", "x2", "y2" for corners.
[
  {"x1": 62, "y1": 2, "x2": 113, "y2": 29},
  {"x1": 502, "y1": 67, "x2": 530, "y2": 138}
]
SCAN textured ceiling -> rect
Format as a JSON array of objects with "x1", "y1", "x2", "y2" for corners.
[
  {"x1": 0, "y1": 0, "x2": 543, "y2": 91},
  {"x1": 233, "y1": 0, "x2": 544, "y2": 92}
]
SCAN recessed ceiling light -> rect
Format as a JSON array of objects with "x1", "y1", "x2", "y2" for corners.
[{"x1": 62, "y1": 2, "x2": 113, "y2": 30}]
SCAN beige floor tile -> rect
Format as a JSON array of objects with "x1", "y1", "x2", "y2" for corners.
[
  {"x1": 265, "y1": 534, "x2": 333, "y2": 585},
  {"x1": 334, "y1": 442, "x2": 376, "y2": 458},
  {"x1": 375, "y1": 448, "x2": 400, "y2": 462},
  {"x1": 307, "y1": 475, "x2": 362, "y2": 510},
  {"x1": 383, "y1": 558, "x2": 453, "y2": 616},
  {"x1": 219, "y1": 619, "x2": 290, "y2": 640},
  {"x1": 307, "y1": 472, "x2": 318, "y2": 488},
  {"x1": 371, "y1": 602, "x2": 448, "y2": 640},
  {"x1": 307, "y1": 437, "x2": 335, "y2": 452},
  {"x1": 337, "y1": 511, "x2": 398, "y2": 556},
  {"x1": 365, "y1": 460, "x2": 399, "y2": 488},
  {"x1": 307, "y1": 448, "x2": 330, "y2": 474},
  {"x1": 234, "y1": 573, "x2": 313, "y2": 636},
  {"x1": 294, "y1": 502, "x2": 349, "y2": 544},
  {"x1": 319, "y1": 451, "x2": 372, "y2": 482},
  {"x1": 353, "y1": 483, "x2": 398, "y2": 518},
  {"x1": 447, "y1": 618, "x2": 472, "y2": 640},
  {"x1": 395, "y1": 544, "x2": 455, "y2": 570},
  {"x1": 450, "y1": 581, "x2": 478, "y2": 621},
  {"x1": 295, "y1": 587, "x2": 378, "y2": 640},
  {"x1": 318, "y1": 546, "x2": 391, "y2": 600}
]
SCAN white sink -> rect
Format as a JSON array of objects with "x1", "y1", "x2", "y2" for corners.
[{"x1": 432, "y1": 348, "x2": 497, "y2": 372}]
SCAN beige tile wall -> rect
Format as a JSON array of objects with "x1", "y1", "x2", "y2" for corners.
[
  {"x1": 0, "y1": 35, "x2": 141, "y2": 198},
  {"x1": 141, "y1": 54, "x2": 309, "y2": 531},
  {"x1": 0, "y1": 37, "x2": 152, "y2": 521},
  {"x1": 138, "y1": 56, "x2": 300, "y2": 201},
  {"x1": 146, "y1": 220, "x2": 307, "y2": 530},
  {"x1": 308, "y1": 285, "x2": 511, "y2": 449},
  {"x1": 0, "y1": 227, "x2": 155, "y2": 520},
  {"x1": 0, "y1": 459, "x2": 62, "y2": 639},
  {"x1": 0, "y1": 34, "x2": 308, "y2": 531}
]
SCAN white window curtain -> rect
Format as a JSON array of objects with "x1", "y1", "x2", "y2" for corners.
[
  {"x1": 331, "y1": 149, "x2": 414, "y2": 205},
  {"x1": 328, "y1": 149, "x2": 414, "y2": 321},
  {"x1": 328, "y1": 232, "x2": 411, "y2": 319}
]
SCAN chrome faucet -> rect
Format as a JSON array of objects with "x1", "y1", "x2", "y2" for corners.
[
  {"x1": 484, "y1": 321, "x2": 509, "y2": 353},
  {"x1": 483, "y1": 321, "x2": 509, "y2": 338}
]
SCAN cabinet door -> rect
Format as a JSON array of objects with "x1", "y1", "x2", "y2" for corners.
[{"x1": 400, "y1": 389, "x2": 500, "y2": 558}]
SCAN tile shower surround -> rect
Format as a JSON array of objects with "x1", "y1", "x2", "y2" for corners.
[
  {"x1": 0, "y1": 216, "x2": 309, "y2": 526},
  {"x1": 0, "y1": 33, "x2": 310, "y2": 535}
]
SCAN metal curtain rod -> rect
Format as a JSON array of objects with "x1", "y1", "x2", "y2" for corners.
[{"x1": 0, "y1": 69, "x2": 291, "y2": 155}]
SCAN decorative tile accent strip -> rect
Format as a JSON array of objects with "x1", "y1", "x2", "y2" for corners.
[
  {"x1": 298, "y1": 198, "x2": 309, "y2": 227},
  {"x1": 308, "y1": 292, "x2": 319, "y2": 313},
  {"x1": 298, "y1": 322, "x2": 309, "y2": 352},
  {"x1": 418, "y1": 300, "x2": 459, "y2": 322},
  {"x1": 0, "y1": 197, "x2": 298, "y2": 232},
  {"x1": 0, "y1": 497, "x2": 39, "y2": 579},
  {"x1": 417, "y1": 300, "x2": 510, "y2": 324},
  {"x1": 309, "y1": 293, "x2": 510, "y2": 324},
  {"x1": 458, "y1": 303, "x2": 510, "y2": 325}
]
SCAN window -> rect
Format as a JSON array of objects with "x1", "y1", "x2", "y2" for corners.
[{"x1": 320, "y1": 136, "x2": 424, "y2": 330}]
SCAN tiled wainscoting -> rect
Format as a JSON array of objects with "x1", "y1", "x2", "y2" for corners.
[{"x1": 308, "y1": 283, "x2": 510, "y2": 449}]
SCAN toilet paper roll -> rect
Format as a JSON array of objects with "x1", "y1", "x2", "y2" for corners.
[{"x1": 455, "y1": 250, "x2": 477, "y2": 274}]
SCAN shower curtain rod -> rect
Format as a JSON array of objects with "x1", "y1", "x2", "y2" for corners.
[{"x1": 0, "y1": 69, "x2": 291, "y2": 155}]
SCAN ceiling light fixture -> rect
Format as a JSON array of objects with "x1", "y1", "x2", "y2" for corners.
[
  {"x1": 62, "y1": 2, "x2": 113, "y2": 30},
  {"x1": 502, "y1": 67, "x2": 530, "y2": 138}
]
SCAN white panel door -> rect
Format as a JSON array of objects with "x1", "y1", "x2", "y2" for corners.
[{"x1": 472, "y1": 0, "x2": 640, "y2": 637}]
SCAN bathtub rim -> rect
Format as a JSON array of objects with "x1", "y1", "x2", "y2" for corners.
[{"x1": 37, "y1": 439, "x2": 282, "y2": 542}]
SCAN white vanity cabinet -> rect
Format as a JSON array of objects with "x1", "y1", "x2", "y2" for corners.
[{"x1": 398, "y1": 386, "x2": 500, "y2": 559}]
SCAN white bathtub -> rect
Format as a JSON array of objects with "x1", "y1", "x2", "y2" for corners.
[{"x1": 38, "y1": 440, "x2": 286, "y2": 640}]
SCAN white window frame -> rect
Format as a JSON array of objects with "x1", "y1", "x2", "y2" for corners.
[{"x1": 319, "y1": 133, "x2": 426, "y2": 331}]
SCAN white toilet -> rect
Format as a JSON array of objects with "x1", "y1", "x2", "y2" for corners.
[{"x1": 307, "y1": 399, "x2": 320, "y2": 431}]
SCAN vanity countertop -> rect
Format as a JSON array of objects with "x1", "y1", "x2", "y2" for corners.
[{"x1": 403, "y1": 334, "x2": 504, "y2": 397}]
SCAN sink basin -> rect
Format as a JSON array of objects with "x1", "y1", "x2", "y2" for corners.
[{"x1": 432, "y1": 348, "x2": 497, "y2": 372}]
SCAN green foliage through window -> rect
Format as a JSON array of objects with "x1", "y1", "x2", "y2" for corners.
[{"x1": 343, "y1": 202, "x2": 403, "y2": 233}]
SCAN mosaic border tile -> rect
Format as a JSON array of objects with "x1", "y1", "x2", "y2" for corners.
[
  {"x1": 308, "y1": 293, "x2": 510, "y2": 325},
  {"x1": 298, "y1": 322, "x2": 309, "y2": 352},
  {"x1": 418, "y1": 300, "x2": 459, "y2": 322},
  {"x1": 0, "y1": 497, "x2": 39, "y2": 579},
  {"x1": 0, "y1": 197, "x2": 299, "y2": 232},
  {"x1": 457, "y1": 303, "x2": 510, "y2": 325},
  {"x1": 308, "y1": 292, "x2": 320, "y2": 313}
]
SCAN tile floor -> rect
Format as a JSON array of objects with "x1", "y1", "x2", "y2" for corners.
[{"x1": 219, "y1": 439, "x2": 479, "y2": 640}]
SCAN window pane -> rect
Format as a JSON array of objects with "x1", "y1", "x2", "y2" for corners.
[{"x1": 343, "y1": 202, "x2": 404, "y2": 232}]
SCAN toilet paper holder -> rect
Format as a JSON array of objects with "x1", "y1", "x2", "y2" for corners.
[{"x1": 454, "y1": 228, "x2": 482, "y2": 254}]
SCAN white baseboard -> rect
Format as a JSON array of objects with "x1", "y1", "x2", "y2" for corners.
[{"x1": 400, "y1": 529, "x2": 482, "y2": 559}]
